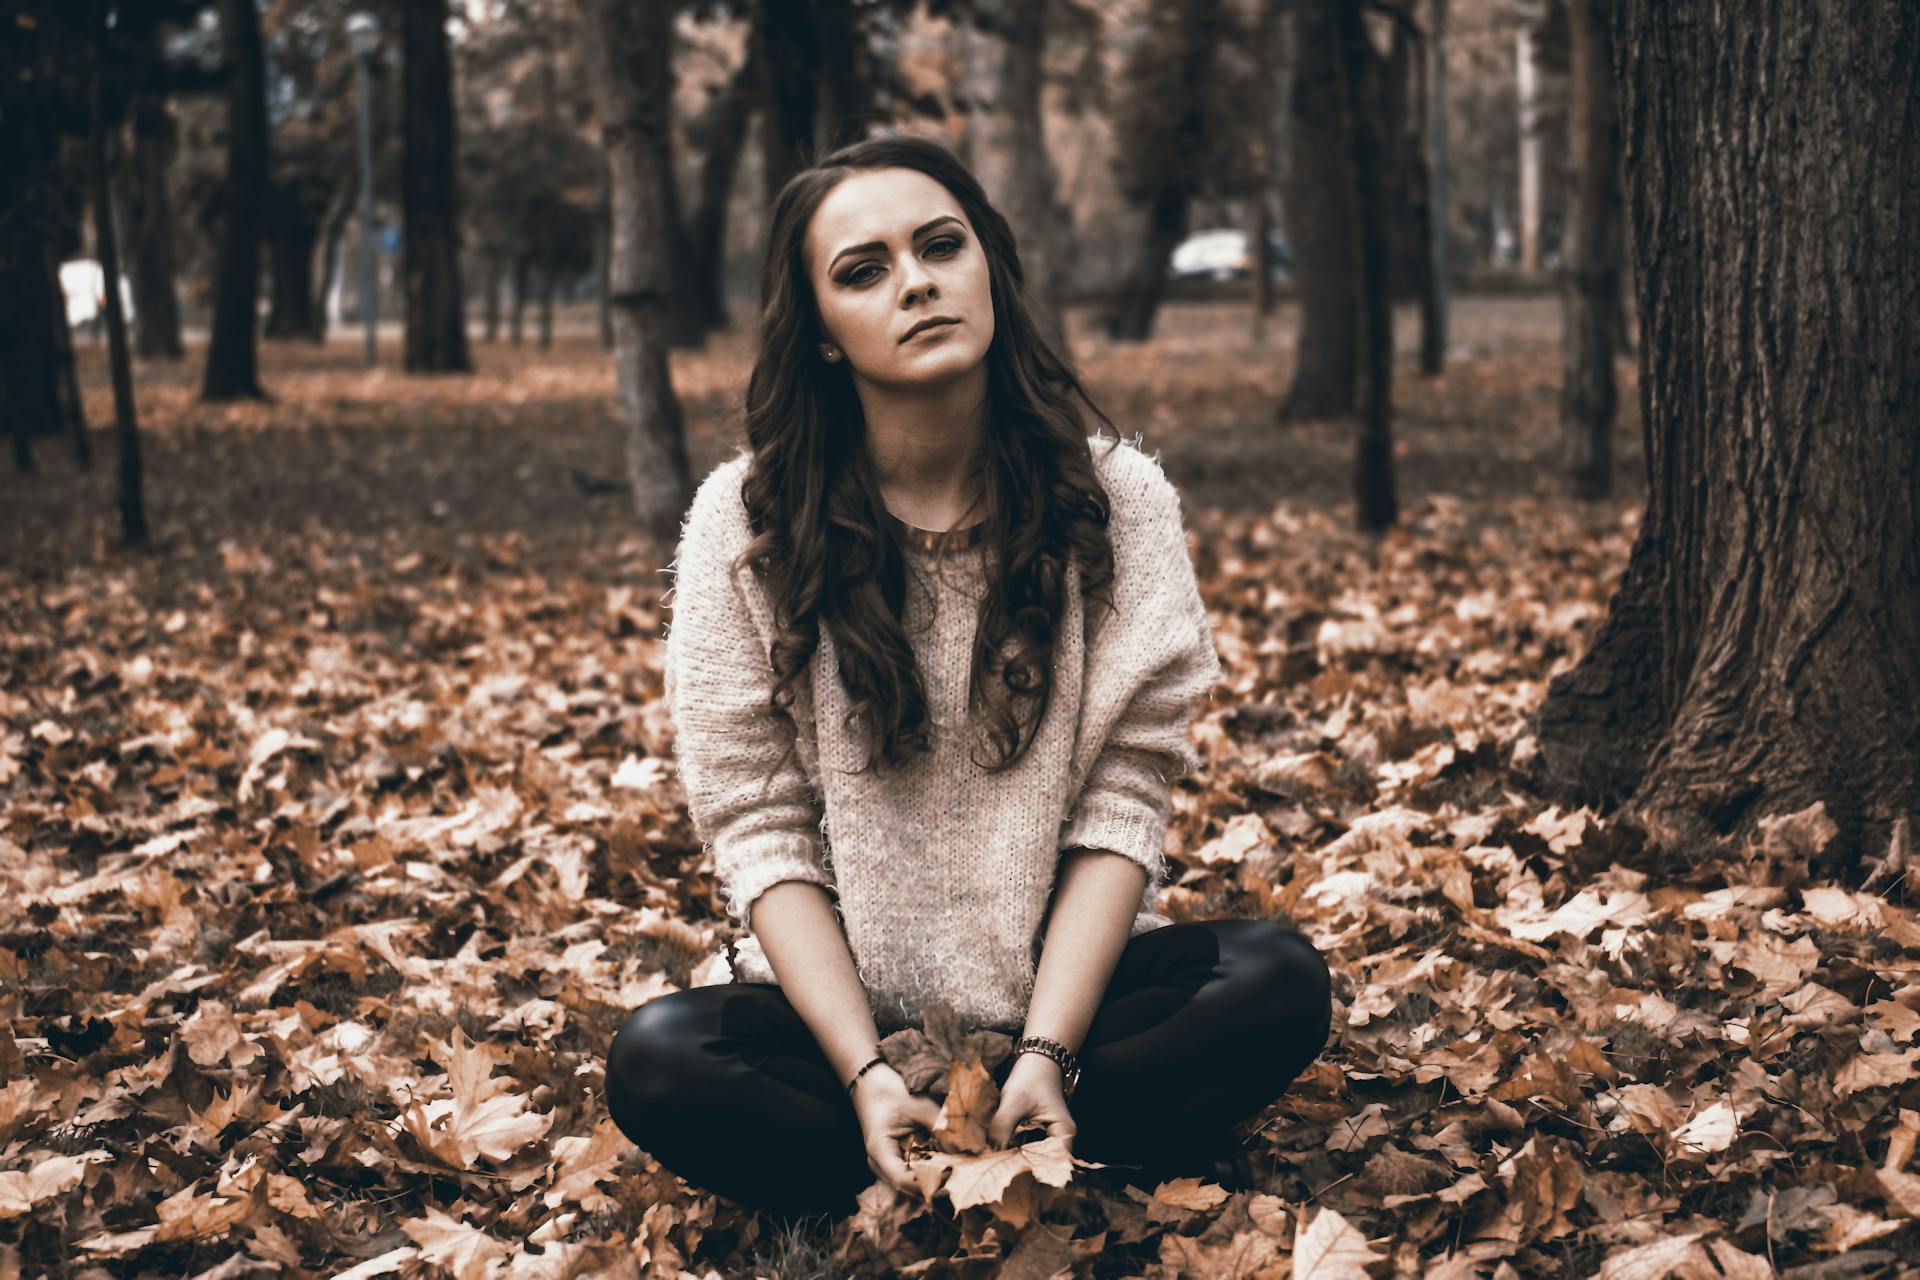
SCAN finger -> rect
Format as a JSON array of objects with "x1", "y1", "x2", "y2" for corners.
[{"x1": 870, "y1": 1139, "x2": 912, "y2": 1192}]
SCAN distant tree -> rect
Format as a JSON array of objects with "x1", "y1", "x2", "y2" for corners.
[
  {"x1": 575, "y1": 0, "x2": 693, "y2": 547},
  {"x1": 1535, "y1": 1, "x2": 1919, "y2": 869},
  {"x1": 120, "y1": 30, "x2": 186, "y2": 360},
  {"x1": 90, "y1": 0, "x2": 149, "y2": 545},
  {"x1": 1280, "y1": 0, "x2": 1358, "y2": 417},
  {"x1": 1557, "y1": 0, "x2": 1619, "y2": 499},
  {"x1": 1103, "y1": 0, "x2": 1244, "y2": 342},
  {"x1": 399, "y1": 0, "x2": 470, "y2": 373},
  {"x1": 963, "y1": 0, "x2": 1069, "y2": 340},
  {"x1": 202, "y1": 0, "x2": 271, "y2": 400},
  {"x1": 1338, "y1": 0, "x2": 1396, "y2": 530}
]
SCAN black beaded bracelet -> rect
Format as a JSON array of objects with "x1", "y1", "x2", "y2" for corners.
[{"x1": 845, "y1": 1053, "x2": 888, "y2": 1093}]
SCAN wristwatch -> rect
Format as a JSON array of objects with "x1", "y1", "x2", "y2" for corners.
[{"x1": 1013, "y1": 1034, "x2": 1081, "y2": 1099}]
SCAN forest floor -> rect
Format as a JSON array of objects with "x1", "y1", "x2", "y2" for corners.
[{"x1": 2, "y1": 298, "x2": 1915, "y2": 1278}]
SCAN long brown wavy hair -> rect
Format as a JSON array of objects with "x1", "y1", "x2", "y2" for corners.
[{"x1": 734, "y1": 134, "x2": 1122, "y2": 779}]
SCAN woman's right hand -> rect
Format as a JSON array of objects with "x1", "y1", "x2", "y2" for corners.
[{"x1": 850, "y1": 1065, "x2": 942, "y2": 1193}]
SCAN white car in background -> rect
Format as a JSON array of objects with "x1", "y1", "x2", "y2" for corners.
[
  {"x1": 1168, "y1": 228, "x2": 1295, "y2": 282},
  {"x1": 59, "y1": 260, "x2": 135, "y2": 328}
]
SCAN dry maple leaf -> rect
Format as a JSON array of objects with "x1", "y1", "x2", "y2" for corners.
[
  {"x1": 918, "y1": 1134, "x2": 1076, "y2": 1212},
  {"x1": 401, "y1": 1206, "x2": 509, "y2": 1279},
  {"x1": 543, "y1": 1117, "x2": 627, "y2": 1209},
  {"x1": 400, "y1": 1025, "x2": 554, "y2": 1168},
  {"x1": 0, "y1": 1151, "x2": 111, "y2": 1219},
  {"x1": 1292, "y1": 1205, "x2": 1383, "y2": 1279}
]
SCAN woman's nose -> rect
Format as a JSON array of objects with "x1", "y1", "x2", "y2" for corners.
[{"x1": 899, "y1": 261, "x2": 939, "y2": 304}]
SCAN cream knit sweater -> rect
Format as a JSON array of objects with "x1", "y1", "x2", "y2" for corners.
[{"x1": 661, "y1": 434, "x2": 1222, "y2": 1033}]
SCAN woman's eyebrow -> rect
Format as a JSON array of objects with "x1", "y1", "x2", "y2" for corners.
[{"x1": 828, "y1": 215, "x2": 965, "y2": 273}]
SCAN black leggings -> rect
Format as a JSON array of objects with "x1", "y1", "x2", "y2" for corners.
[{"x1": 604, "y1": 918, "x2": 1333, "y2": 1218}]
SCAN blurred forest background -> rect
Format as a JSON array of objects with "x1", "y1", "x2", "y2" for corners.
[{"x1": 2, "y1": 2, "x2": 1916, "y2": 1277}]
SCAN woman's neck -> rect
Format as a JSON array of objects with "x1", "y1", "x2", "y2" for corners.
[{"x1": 855, "y1": 364, "x2": 989, "y2": 531}]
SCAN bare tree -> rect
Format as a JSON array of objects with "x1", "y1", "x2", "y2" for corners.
[
  {"x1": 575, "y1": 0, "x2": 694, "y2": 549},
  {"x1": 400, "y1": 0, "x2": 472, "y2": 373}
]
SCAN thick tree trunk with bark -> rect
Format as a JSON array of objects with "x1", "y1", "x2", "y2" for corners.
[
  {"x1": 400, "y1": 0, "x2": 471, "y2": 374},
  {"x1": 1535, "y1": 1, "x2": 1920, "y2": 869},
  {"x1": 1422, "y1": 0, "x2": 1450, "y2": 374},
  {"x1": 123, "y1": 91, "x2": 184, "y2": 360},
  {"x1": 576, "y1": 0, "x2": 694, "y2": 548},
  {"x1": 202, "y1": 0, "x2": 269, "y2": 401},
  {"x1": 1281, "y1": 0, "x2": 1358, "y2": 420},
  {"x1": 1559, "y1": 0, "x2": 1620, "y2": 500}
]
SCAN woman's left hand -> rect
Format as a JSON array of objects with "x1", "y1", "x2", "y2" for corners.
[{"x1": 987, "y1": 1052, "x2": 1076, "y2": 1155}]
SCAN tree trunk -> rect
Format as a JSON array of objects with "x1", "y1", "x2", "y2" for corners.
[
  {"x1": 684, "y1": 44, "x2": 759, "y2": 335},
  {"x1": 482, "y1": 253, "x2": 500, "y2": 342},
  {"x1": 2, "y1": 248, "x2": 66, "y2": 470},
  {"x1": 758, "y1": 0, "x2": 817, "y2": 201},
  {"x1": 202, "y1": 0, "x2": 269, "y2": 401},
  {"x1": 510, "y1": 253, "x2": 528, "y2": 345},
  {"x1": 400, "y1": 0, "x2": 471, "y2": 374},
  {"x1": 538, "y1": 240, "x2": 556, "y2": 351},
  {"x1": 50, "y1": 245, "x2": 92, "y2": 468},
  {"x1": 264, "y1": 188, "x2": 323, "y2": 341},
  {"x1": 1422, "y1": 0, "x2": 1450, "y2": 373},
  {"x1": 1339, "y1": 0, "x2": 1396, "y2": 531},
  {"x1": 1104, "y1": 186, "x2": 1188, "y2": 342},
  {"x1": 1281, "y1": 0, "x2": 1358, "y2": 420},
  {"x1": 91, "y1": 2, "x2": 148, "y2": 546},
  {"x1": 1103, "y1": 0, "x2": 1222, "y2": 343},
  {"x1": 595, "y1": 202, "x2": 613, "y2": 349},
  {"x1": 1516, "y1": 24, "x2": 1542, "y2": 272},
  {"x1": 123, "y1": 90, "x2": 184, "y2": 360},
  {"x1": 1534, "y1": 1, "x2": 1920, "y2": 869},
  {"x1": 972, "y1": 0, "x2": 1067, "y2": 342},
  {"x1": 315, "y1": 177, "x2": 355, "y2": 341},
  {"x1": 577, "y1": 0, "x2": 694, "y2": 549},
  {"x1": 1559, "y1": 0, "x2": 1620, "y2": 500}
]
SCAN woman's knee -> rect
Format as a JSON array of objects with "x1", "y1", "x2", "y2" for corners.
[
  {"x1": 1218, "y1": 918, "x2": 1333, "y2": 1029},
  {"x1": 606, "y1": 993, "x2": 709, "y2": 1108}
]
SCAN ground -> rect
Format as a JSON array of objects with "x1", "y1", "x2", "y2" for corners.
[{"x1": 2, "y1": 299, "x2": 1914, "y2": 1278}]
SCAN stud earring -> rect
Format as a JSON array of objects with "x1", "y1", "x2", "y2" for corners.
[{"x1": 821, "y1": 345, "x2": 839, "y2": 362}]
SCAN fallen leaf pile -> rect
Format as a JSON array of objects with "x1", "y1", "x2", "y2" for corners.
[{"x1": 2, "y1": 308, "x2": 1915, "y2": 1276}]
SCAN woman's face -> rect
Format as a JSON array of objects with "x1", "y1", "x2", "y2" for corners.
[{"x1": 803, "y1": 167, "x2": 996, "y2": 391}]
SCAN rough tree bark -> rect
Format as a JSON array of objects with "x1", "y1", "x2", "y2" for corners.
[
  {"x1": 201, "y1": 0, "x2": 269, "y2": 400},
  {"x1": 682, "y1": 44, "x2": 759, "y2": 335},
  {"x1": 757, "y1": 0, "x2": 817, "y2": 201},
  {"x1": 1534, "y1": 2, "x2": 1920, "y2": 869},
  {"x1": 576, "y1": 0, "x2": 694, "y2": 549},
  {"x1": 1280, "y1": 0, "x2": 1358, "y2": 420},
  {"x1": 123, "y1": 89, "x2": 184, "y2": 359},
  {"x1": 400, "y1": 0, "x2": 471, "y2": 374}
]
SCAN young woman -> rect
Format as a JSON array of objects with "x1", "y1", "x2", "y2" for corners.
[{"x1": 605, "y1": 135, "x2": 1332, "y2": 1220}]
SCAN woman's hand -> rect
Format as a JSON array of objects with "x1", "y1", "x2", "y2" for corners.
[
  {"x1": 987, "y1": 1052, "x2": 1076, "y2": 1156},
  {"x1": 850, "y1": 1066, "x2": 943, "y2": 1193}
]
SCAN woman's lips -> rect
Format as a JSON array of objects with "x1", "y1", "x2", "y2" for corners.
[{"x1": 901, "y1": 318, "x2": 960, "y2": 343}]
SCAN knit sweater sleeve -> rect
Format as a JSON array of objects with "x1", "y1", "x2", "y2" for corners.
[
  {"x1": 663, "y1": 459, "x2": 833, "y2": 930},
  {"x1": 1060, "y1": 443, "x2": 1222, "y2": 884}
]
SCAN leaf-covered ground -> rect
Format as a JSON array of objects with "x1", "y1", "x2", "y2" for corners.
[{"x1": 3, "y1": 301, "x2": 1916, "y2": 1278}]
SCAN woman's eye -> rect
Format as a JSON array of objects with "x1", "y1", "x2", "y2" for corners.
[
  {"x1": 844, "y1": 264, "x2": 881, "y2": 286},
  {"x1": 926, "y1": 237, "x2": 962, "y2": 259}
]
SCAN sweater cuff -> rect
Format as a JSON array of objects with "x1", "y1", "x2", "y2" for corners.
[
  {"x1": 716, "y1": 833, "x2": 835, "y2": 930},
  {"x1": 1059, "y1": 792, "x2": 1169, "y2": 884}
]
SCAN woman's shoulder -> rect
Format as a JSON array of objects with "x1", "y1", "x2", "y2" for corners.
[
  {"x1": 1085, "y1": 432, "x2": 1186, "y2": 538},
  {"x1": 680, "y1": 447, "x2": 757, "y2": 557}
]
